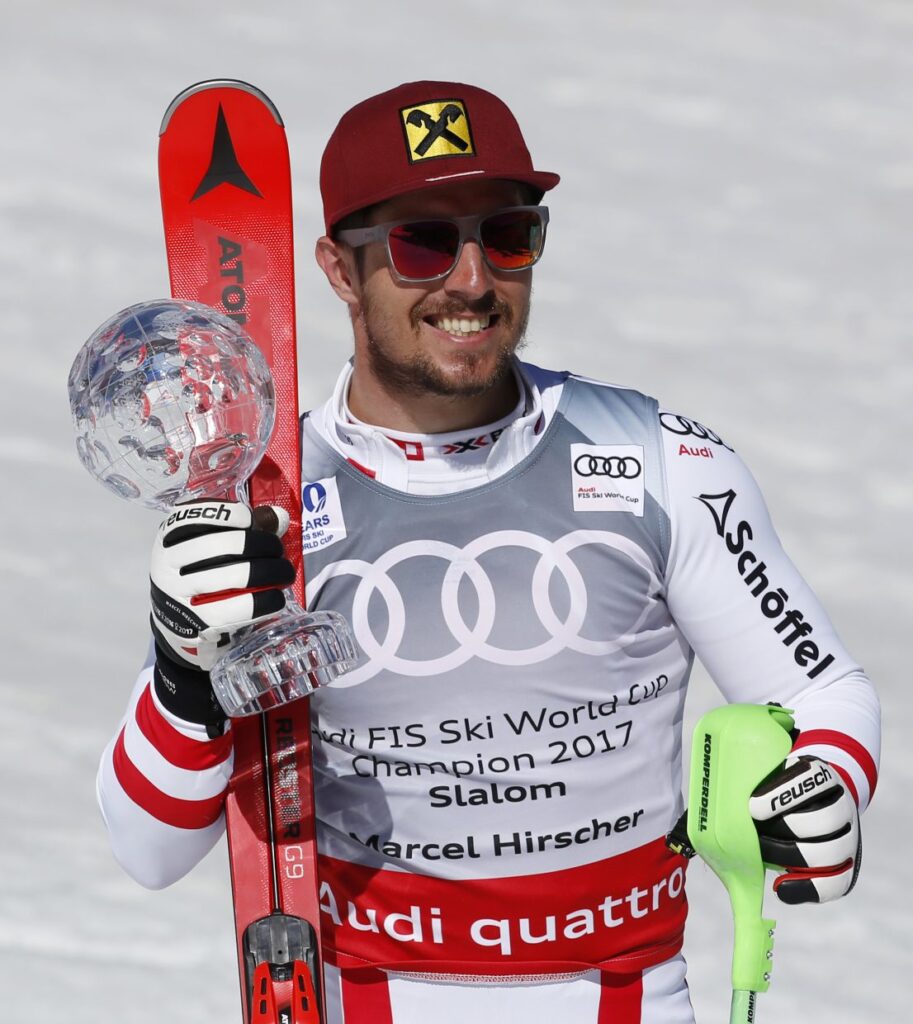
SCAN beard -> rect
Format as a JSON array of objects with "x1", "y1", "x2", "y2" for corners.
[{"x1": 356, "y1": 287, "x2": 530, "y2": 400}]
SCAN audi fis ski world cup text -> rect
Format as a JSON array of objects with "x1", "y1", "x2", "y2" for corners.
[
  {"x1": 570, "y1": 444, "x2": 645, "y2": 515},
  {"x1": 329, "y1": 699, "x2": 636, "y2": 808},
  {"x1": 309, "y1": 681, "x2": 670, "y2": 866}
]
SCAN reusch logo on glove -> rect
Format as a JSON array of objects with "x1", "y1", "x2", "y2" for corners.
[
  {"x1": 164, "y1": 503, "x2": 232, "y2": 528},
  {"x1": 769, "y1": 763, "x2": 833, "y2": 812},
  {"x1": 400, "y1": 99, "x2": 475, "y2": 163}
]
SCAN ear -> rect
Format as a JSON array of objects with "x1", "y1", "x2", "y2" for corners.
[{"x1": 315, "y1": 236, "x2": 360, "y2": 305}]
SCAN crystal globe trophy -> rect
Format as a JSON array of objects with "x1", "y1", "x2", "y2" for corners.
[{"x1": 68, "y1": 298, "x2": 356, "y2": 716}]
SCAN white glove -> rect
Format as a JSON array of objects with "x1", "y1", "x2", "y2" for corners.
[
  {"x1": 150, "y1": 499, "x2": 294, "y2": 673},
  {"x1": 750, "y1": 754, "x2": 861, "y2": 904}
]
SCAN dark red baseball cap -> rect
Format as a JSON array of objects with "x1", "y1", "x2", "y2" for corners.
[{"x1": 320, "y1": 80, "x2": 560, "y2": 233}]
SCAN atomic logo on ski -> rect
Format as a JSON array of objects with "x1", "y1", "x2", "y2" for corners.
[{"x1": 192, "y1": 104, "x2": 263, "y2": 201}]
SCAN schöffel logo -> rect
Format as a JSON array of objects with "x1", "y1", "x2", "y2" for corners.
[
  {"x1": 303, "y1": 482, "x2": 328, "y2": 514},
  {"x1": 697, "y1": 489, "x2": 836, "y2": 681},
  {"x1": 573, "y1": 452, "x2": 642, "y2": 480},
  {"x1": 400, "y1": 99, "x2": 475, "y2": 163}
]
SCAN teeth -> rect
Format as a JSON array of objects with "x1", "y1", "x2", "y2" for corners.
[{"x1": 435, "y1": 314, "x2": 490, "y2": 335}]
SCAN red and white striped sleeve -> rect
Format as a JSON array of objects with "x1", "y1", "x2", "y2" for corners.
[
  {"x1": 787, "y1": 679, "x2": 880, "y2": 810},
  {"x1": 97, "y1": 658, "x2": 233, "y2": 889}
]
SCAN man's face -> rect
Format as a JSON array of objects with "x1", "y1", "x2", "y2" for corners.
[{"x1": 348, "y1": 179, "x2": 534, "y2": 401}]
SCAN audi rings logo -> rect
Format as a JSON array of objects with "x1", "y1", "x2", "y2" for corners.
[
  {"x1": 305, "y1": 530, "x2": 664, "y2": 686},
  {"x1": 659, "y1": 413, "x2": 733, "y2": 452},
  {"x1": 573, "y1": 452, "x2": 642, "y2": 479}
]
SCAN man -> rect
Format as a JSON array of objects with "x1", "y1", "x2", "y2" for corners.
[{"x1": 98, "y1": 82, "x2": 880, "y2": 1023}]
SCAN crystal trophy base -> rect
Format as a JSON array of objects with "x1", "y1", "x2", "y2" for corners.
[{"x1": 210, "y1": 609, "x2": 357, "y2": 718}]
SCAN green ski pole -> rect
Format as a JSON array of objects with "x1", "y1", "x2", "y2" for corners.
[{"x1": 671, "y1": 704, "x2": 795, "y2": 1023}]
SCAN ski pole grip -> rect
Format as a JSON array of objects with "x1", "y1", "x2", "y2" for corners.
[{"x1": 685, "y1": 704, "x2": 794, "y2": 993}]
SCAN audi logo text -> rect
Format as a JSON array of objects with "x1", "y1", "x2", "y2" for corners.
[
  {"x1": 659, "y1": 413, "x2": 733, "y2": 452},
  {"x1": 573, "y1": 453, "x2": 642, "y2": 479}
]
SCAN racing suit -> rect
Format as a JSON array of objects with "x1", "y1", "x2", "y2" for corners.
[{"x1": 98, "y1": 361, "x2": 880, "y2": 1023}]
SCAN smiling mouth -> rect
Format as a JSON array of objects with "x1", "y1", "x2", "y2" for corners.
[{"x1": 426, "y1": 313, "x2": 498, "y2": 337}]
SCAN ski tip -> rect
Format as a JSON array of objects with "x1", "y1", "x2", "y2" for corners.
[{"x1": 160, "y1": 79, "x2": 283, "y2": 135}]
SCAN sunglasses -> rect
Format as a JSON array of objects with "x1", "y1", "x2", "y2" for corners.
[{"x1": 335, "y1": 205, "x2": 549, "y2": 283}]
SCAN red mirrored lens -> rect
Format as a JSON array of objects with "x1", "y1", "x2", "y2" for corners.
[
  {"x1": 480, "y1": 210, "x2": 543, "y2": 269},
  {"x1": 388, "y1": 221, "x2": 460, "y2": 280}
]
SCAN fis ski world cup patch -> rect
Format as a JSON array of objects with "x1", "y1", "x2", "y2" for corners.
[
  {"x1": 400, "y1": 99, "x2": 475, "y2": 163},
  {"x1": 570, "y1": 444, "x2": 645, "y2": 516}
]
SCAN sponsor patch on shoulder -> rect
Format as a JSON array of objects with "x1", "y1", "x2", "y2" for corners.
[
  {"x1": 301, "y1": 477, "x2": 347, "y2": 551},
  {"x1": 571, "y1": 444, "x2": 645, "y2": 516}
]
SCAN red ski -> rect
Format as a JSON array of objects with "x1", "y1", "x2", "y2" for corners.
[{"x1": 159, "y1": 80, "x2": 323, "y2": 1024}]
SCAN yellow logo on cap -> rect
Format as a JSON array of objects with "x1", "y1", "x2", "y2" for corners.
[{"x1": 400, "y1": 99, "x2": 475, "y2": 163}]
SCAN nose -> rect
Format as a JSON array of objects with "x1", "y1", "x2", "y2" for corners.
[{"x1": 443, "y1": 237, "x2": 495, "y2": 301}]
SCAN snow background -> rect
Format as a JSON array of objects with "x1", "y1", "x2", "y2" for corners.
[{"x1": 1, "y1": 0, "x2": 909, "y2": 1019}]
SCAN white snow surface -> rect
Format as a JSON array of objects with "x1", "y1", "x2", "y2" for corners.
[{"x1": 2, "y1": 1, "x2": 909, "y2": 1019}]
